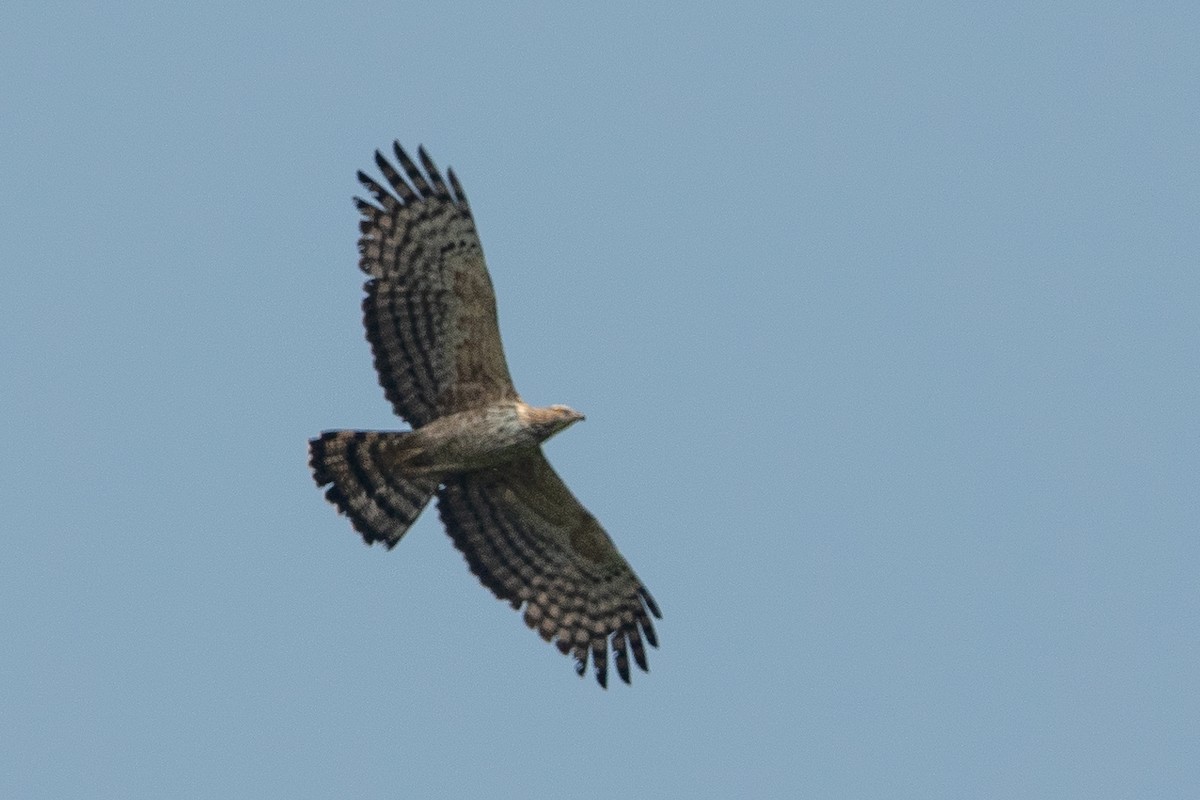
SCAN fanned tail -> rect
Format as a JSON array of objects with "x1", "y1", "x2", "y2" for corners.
[{"x1": 309, "y1": 431, "x2": 438, "y2": 548}]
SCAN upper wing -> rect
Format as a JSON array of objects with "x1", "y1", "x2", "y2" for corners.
[
  {"x1": 355, "y1": 143, "x2": 518, "y2": 427},
  {"x1": 436, "y1": 451, "x2": 661, "y2": 687}
]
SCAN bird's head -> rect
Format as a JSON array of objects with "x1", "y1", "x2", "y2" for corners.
[{"x1": 521, "y1": 403, "x2": 585, "y2": 441}]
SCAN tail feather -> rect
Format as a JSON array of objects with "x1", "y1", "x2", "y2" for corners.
[{"x1": 309, "y1": 431, "x2": 438, "y2": 548}]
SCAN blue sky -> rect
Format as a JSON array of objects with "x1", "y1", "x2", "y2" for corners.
[{"x1": 2, "y1": 2, "x2": 1197, "y2": 798}]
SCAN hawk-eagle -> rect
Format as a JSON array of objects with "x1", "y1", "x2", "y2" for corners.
[{"x1": 309, "y1": 143, "x2": 661, "y2": 687}]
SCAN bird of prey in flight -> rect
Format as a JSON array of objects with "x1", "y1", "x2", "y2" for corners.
[{"x1": 309, "y1": 142, "x2": 661, "y2": 687}]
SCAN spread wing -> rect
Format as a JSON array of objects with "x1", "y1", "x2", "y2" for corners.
[
  {"x1": 436, "y1": 451, "x2": 661, "y2": 687},
  {"x1": 355, "y1": 143, "x2": 518, "y2": 427}
]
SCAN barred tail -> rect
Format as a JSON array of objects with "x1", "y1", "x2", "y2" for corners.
[{"x1": 309, "y1": 431, "x2": 438, "y2": 548}]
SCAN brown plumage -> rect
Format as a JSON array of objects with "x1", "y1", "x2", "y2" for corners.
[{"x1": 309, "y1": 143, "x2": 660, "y2": 687}]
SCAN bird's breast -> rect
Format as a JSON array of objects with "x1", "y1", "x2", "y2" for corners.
[{"x1": 409, "y1": 404, "x2": 539, "y2": 473}]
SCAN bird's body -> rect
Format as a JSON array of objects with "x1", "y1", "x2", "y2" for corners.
[
  {"x1": 309, "y1": 143, "x2": 660, "y2": 687},
  {"x1": 384, "y1": 401, "x2": 583, "y2": 475}
]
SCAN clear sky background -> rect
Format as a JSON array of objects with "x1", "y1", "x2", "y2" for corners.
[{"x1": 2, "y1": 3, "x2": 1197, "y2": 798}]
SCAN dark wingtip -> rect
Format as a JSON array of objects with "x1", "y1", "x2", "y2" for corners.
[
  {"x1": 592, "y1": 640, "x2": 608, "y2": 688},
  {"x1": 416, "y1": 146, "x2": 451, "y2": 200},
  {"x1": 641, "y1": 613, "x2": 659, "y2": 649},
  {"x1": 640, "y1": 586, "x2": 662, "y2": 619},
  {"x1": 614, "y1": 634, "x2": 631, "y2": 684},
  {"x1": 631, "y1": 633, "x2": 649, "y2": 673},
  {"x1": 308, "y1": 434, "x2": 333, "y2": 487},
  {"x1": 447, "y1": 167, "x2": 469, "y2": 209}
]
